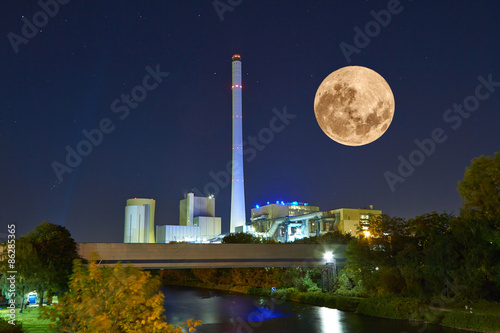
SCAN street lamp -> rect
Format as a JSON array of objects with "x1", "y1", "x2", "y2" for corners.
[
  {"x1": 323, "y1": 251, "x2": 334, "y2": 263},
  {"x1": 322, "y1": 251, "x2": 337, "y2": 293}
]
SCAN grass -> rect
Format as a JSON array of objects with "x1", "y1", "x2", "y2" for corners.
[{"x1": 0, "y1": 307, "x2": 56, "y2": 333}]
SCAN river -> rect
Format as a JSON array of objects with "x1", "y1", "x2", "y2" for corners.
[{"x1": 162, "y1": 285, "x2": 464, "y2": 333}]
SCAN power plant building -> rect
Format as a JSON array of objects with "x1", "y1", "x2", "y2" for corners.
[
  {"x1": 180, "y1": 193, "x2": 215, "y2": 226},
  {"x1": 156, "y1": 193, "x2": 221, "y2": 243},
  {"x1": 124, "y1": 198, "x2": 156, "y2": 243},
  {"x1": 249, "y1": 201, "x2": 381, "y2": 242}
]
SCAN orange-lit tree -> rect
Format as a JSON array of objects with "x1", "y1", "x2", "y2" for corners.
[{"x1": 42, "y1": 260, "x2": 201, "y2": 333}]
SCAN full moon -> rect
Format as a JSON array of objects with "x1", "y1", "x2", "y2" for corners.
[{"x1": 314, "y1": 66, "x2": 395, "y2": 146}]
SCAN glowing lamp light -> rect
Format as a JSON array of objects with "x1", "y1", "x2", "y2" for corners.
[
  {"x1": 256, "y1": 204, "x2": 260, "y2": 209},
  {"x1": 363, "y1": 231, "x2": 371, "y2": 238},
  {"x1": 323, "y1": 251, "x2": 334, "y2": 262}
]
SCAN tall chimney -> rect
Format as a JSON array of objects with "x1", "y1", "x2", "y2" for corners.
[{"x1": 230, "y1": 54, "x2": 246, "y2": 233}]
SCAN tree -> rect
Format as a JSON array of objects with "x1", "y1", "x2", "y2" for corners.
[
  {"x1": 458, "y1": 152, "x2": 500, "y2": 223},
  {"x1": 451, "y1": 216, "x2": 500, "y2": 299},
  {"x1": 222, "y1": 232, "x2": 260, "y2": 243},
  {"x1": 25, "y1": 222, "x2": 79, "y2": 305},
  {"x1": 0, "y1": 237, "x2": 38, "y2": 306},
  {"x1": 1, "y1": 222, "x2": 78, "y2": 307},
  {"x1": 408, "y1": 213, "x2": 462, "y2": 295},
  {"x1": 42, "y1": 260, "x2": 201, "y2": 333},
  {"x1": 294, "y1": 231, "x2": 353, "y2": 244},
  {"x1": 457, "y1": 152, "x2": 500, "y2": 298},
  {"x1": 343, "y1": 237, "x2": 398, "y2": 295}
]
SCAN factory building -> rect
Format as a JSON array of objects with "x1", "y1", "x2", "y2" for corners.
[
  {"x1": 156, "y1": 193, "x2": 221, "y2": 243},
  {"x1": 250, "y1": 201, "x2": 319, "y2": 236},
  {"x1": 249, "y1": 201, "x2": 381, "y2": 242},
  {"x1": 123, "y1": 198, "x2": 156, "y2": 243},
  {"x1": 180, "y1": 192, "x2": 215, "y2": 226},
  {"x1": 332, "y1": 208, "x2": 379, "y2": 236}
]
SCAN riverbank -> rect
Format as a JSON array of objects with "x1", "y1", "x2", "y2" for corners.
[{"x1": 162, "y1": 279, "x2": 500, "y2": 333}]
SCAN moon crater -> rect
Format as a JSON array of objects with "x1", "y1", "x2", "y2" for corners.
[{"x1": 314, "y1": 66, "x2": 395, "y2": 146}]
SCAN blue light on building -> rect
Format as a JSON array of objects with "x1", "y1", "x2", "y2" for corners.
[{"x1": 258, "y1": 200, "x2": 310, "y2": 207}]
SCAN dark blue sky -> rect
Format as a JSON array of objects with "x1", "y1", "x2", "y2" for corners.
[{"x1": 2, "y1": 1, "x2": 499, "y2": 242}]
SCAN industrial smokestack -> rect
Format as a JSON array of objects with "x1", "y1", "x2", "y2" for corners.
[{"x1": 230, "y1": 54, "x2": 246, "y2": 233}]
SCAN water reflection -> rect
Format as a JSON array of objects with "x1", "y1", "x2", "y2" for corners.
[
  {"x1": 318, "y1": 307, "x2": 344, "y2": 332},
  {"x1": 162, "y1": 285, "x2": 463, "y2": 333}
]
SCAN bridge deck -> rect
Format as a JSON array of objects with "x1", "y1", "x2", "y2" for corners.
[{"x1": 77, "y1": 243, "x2": 346, "y2": 269}]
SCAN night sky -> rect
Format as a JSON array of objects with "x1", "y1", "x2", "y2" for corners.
[{"x1": 2, "y1": 1, "x2": 499, "y2": 242}]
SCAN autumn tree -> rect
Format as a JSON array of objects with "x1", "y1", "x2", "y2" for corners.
[{"x1": 43, "y1": 260, "x2": 201, "y2": 333}]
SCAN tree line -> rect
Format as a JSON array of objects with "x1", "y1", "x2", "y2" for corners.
[{"x1": 338, "y1": 153, "x2": 500, "y2": 300}]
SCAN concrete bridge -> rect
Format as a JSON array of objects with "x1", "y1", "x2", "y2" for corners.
[{"x1": 77, "y1": 243, "x2": 346, "y2": 269}]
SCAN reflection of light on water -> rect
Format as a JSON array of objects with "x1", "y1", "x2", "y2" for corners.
[
  {"x1": 247, "y1": 306, "x2": 291, "y2": 321},
  {"x1": 319, "y1": 307, "x2": 343, "y2": 332}
]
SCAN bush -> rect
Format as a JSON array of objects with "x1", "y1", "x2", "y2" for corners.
[
  {"x1": 295, "y1": 273, "x2": 320, "y2": 293},
  {"x1": 192, "y1": 268, "x2": 219, "y2": 284},
  {"x1": 441, "y1": 311, "x2": 500, "y2": 332},
  {"x1": 298, "y1": 291, "x2": 326, "y2": 306},
  {"x1": 272, "y1": 288, "x2": 298, "y2": 301},
  {"x1": 335, "y1": 295, "x2": 361, "y2": 312},
  {"x1": 0, "y1": 317, "x2": 24, "y2": 333},
  {"x1": 335, "y1": 268, "x2": 367, "y2": 297},
  {"x1": 222, "y1": 232, "x2": 259, "y2": 243},
  {"x1": 161, "y1": 268, "x2": 195, "y2": 283},
  {"x1": 356, "y1": 297, "x2": 424, "y2": 320}
]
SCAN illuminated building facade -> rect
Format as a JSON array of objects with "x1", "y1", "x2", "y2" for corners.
[
  {"x1": 180, "y1": 192, "x2": 215, "y2": 226},
  {"x1": 156, "y1": 193, "x2": 221, "y2": 243},
  {"x1": 124, "y1": 198, "x2": 156, "y2": 243},
  {"x1": 250, "y1": 201, "x2": 319, "y2": 234},
  {"x1": 329, "y1": 208, "x2": 380, "y2": 237},
  {"x1": 249, "y1": 201, "x2": 381, "y2": 242}
]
